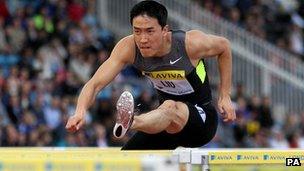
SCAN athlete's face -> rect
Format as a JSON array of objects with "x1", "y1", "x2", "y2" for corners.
[{"x1": 132, "y1": 15, "x2": 168, "y2": 57}]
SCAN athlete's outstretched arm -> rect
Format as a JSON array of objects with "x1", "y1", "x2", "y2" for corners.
[
  {"x1": 66, "y1": 36, "x2": 135, "y2": 132},
  {"x1": 186, "y1": 30, "x2": 236, "y2": 122}
]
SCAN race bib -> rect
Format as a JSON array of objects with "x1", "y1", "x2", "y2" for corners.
[{"x1": 143, "y1": 70, "x2": 194, "y2": 95}]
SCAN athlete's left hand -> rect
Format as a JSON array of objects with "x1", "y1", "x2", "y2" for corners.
[{"x1": 218, "y1": 94, "x2": 236, "y2": 122}]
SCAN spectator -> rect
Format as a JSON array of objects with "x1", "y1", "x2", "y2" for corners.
[
  {"x1": 257, "y1": 96, "x2": 274, "y2": 129},
  {"x1": 269, "y1": 130, "x2": 288, "y2": 149},
  {"x1": 93, "y1": 123, "x2": 108, "y2": 147},
  {"x1": 0, "y1": 0, "x2": 9, "y2": 19},
  {"x1": 43, "y1": 96, "x2": 62, "y2": 130}
]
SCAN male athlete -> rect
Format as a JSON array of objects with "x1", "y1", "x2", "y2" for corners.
[{"x1": 66, "y1": 0, "x2": 236, "y2": 149}]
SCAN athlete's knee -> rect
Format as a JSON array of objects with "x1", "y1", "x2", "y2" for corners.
[
  {"x1": 159, "y1": 100, "x2": 177, "y2": 110},
  {"x1": 157, "y1": 100, "x2": 178, "y2": 122},
  {"x1": 158, "y1": 100, "x2": 189, "y2": 123},
  {"x1": 158, "y1": 100, "x2": 188, "y2": 117},
  {"x1": 175, "y1": 102, "x2": 188, "y2": 112},
  {"x1": 165, "y1": 102, "x2": 189, "y2": 134}
]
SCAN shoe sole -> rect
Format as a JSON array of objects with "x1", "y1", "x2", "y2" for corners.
[{"x1": 113, "y1": 91, "x2": 134, "y2": 139}]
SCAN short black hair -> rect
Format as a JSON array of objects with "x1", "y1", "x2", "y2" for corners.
[{"x1": 130, "y1": 0, "x2": 168, "y2": 28}]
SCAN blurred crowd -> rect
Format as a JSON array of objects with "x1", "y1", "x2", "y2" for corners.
[
  {"x1": 0, "y1": 0, "x2": 304, "y2": 149},
  {"x1": 209, "y1": 83, "x2": 304, "y2": 148},
  {"x1": 194, "y1": 0, "x2": 304, "y2": 61},
  {"x1": 0, "y1": 0, "x2": 123, "y2": 147}
]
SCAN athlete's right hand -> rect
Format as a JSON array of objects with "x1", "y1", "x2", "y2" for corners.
[{"x1": 65, "y1": 114, "x2": 86, "y2": 132}]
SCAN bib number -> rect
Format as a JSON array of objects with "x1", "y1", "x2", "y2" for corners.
[{"x1": 143, "y1": 70, "x2": 194, "y2": 95}]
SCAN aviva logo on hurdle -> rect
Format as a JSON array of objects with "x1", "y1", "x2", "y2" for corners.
[
  {"x1": 237, "y1": 155, "x2": 259, "y2": 160},
  {"x1": 286, "y1": 158, "x2": 301, "y2": 166},
  {"x1": 210, "y1": 155, "x2": 233, "y2": 161}
]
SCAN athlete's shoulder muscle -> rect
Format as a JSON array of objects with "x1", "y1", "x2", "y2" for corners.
[
  {"x1": 110, "y1": 35, "x2": 136, "y2": 64},
  {"x1": 185, "y1": 30, "x2": 229, "y2": 60},
  {"x1": 87, "y1": 35, "x2": 136, "y2": 90}
]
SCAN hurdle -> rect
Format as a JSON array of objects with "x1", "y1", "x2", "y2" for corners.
[
  {"x1": 0, "y1": 147, "x2": 303, "y2": 171},
  {"x1": 0, "y1": 147, "x2": 178, "y2": 171}
]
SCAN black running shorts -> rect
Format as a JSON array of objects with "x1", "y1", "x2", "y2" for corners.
[{"x1": 121, "y1": 102, "x2": 218, "y2": 150}]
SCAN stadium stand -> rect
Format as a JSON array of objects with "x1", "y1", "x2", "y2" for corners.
[{"x1": 194, "y1": 0, "x2": 304, "y2": 60}]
